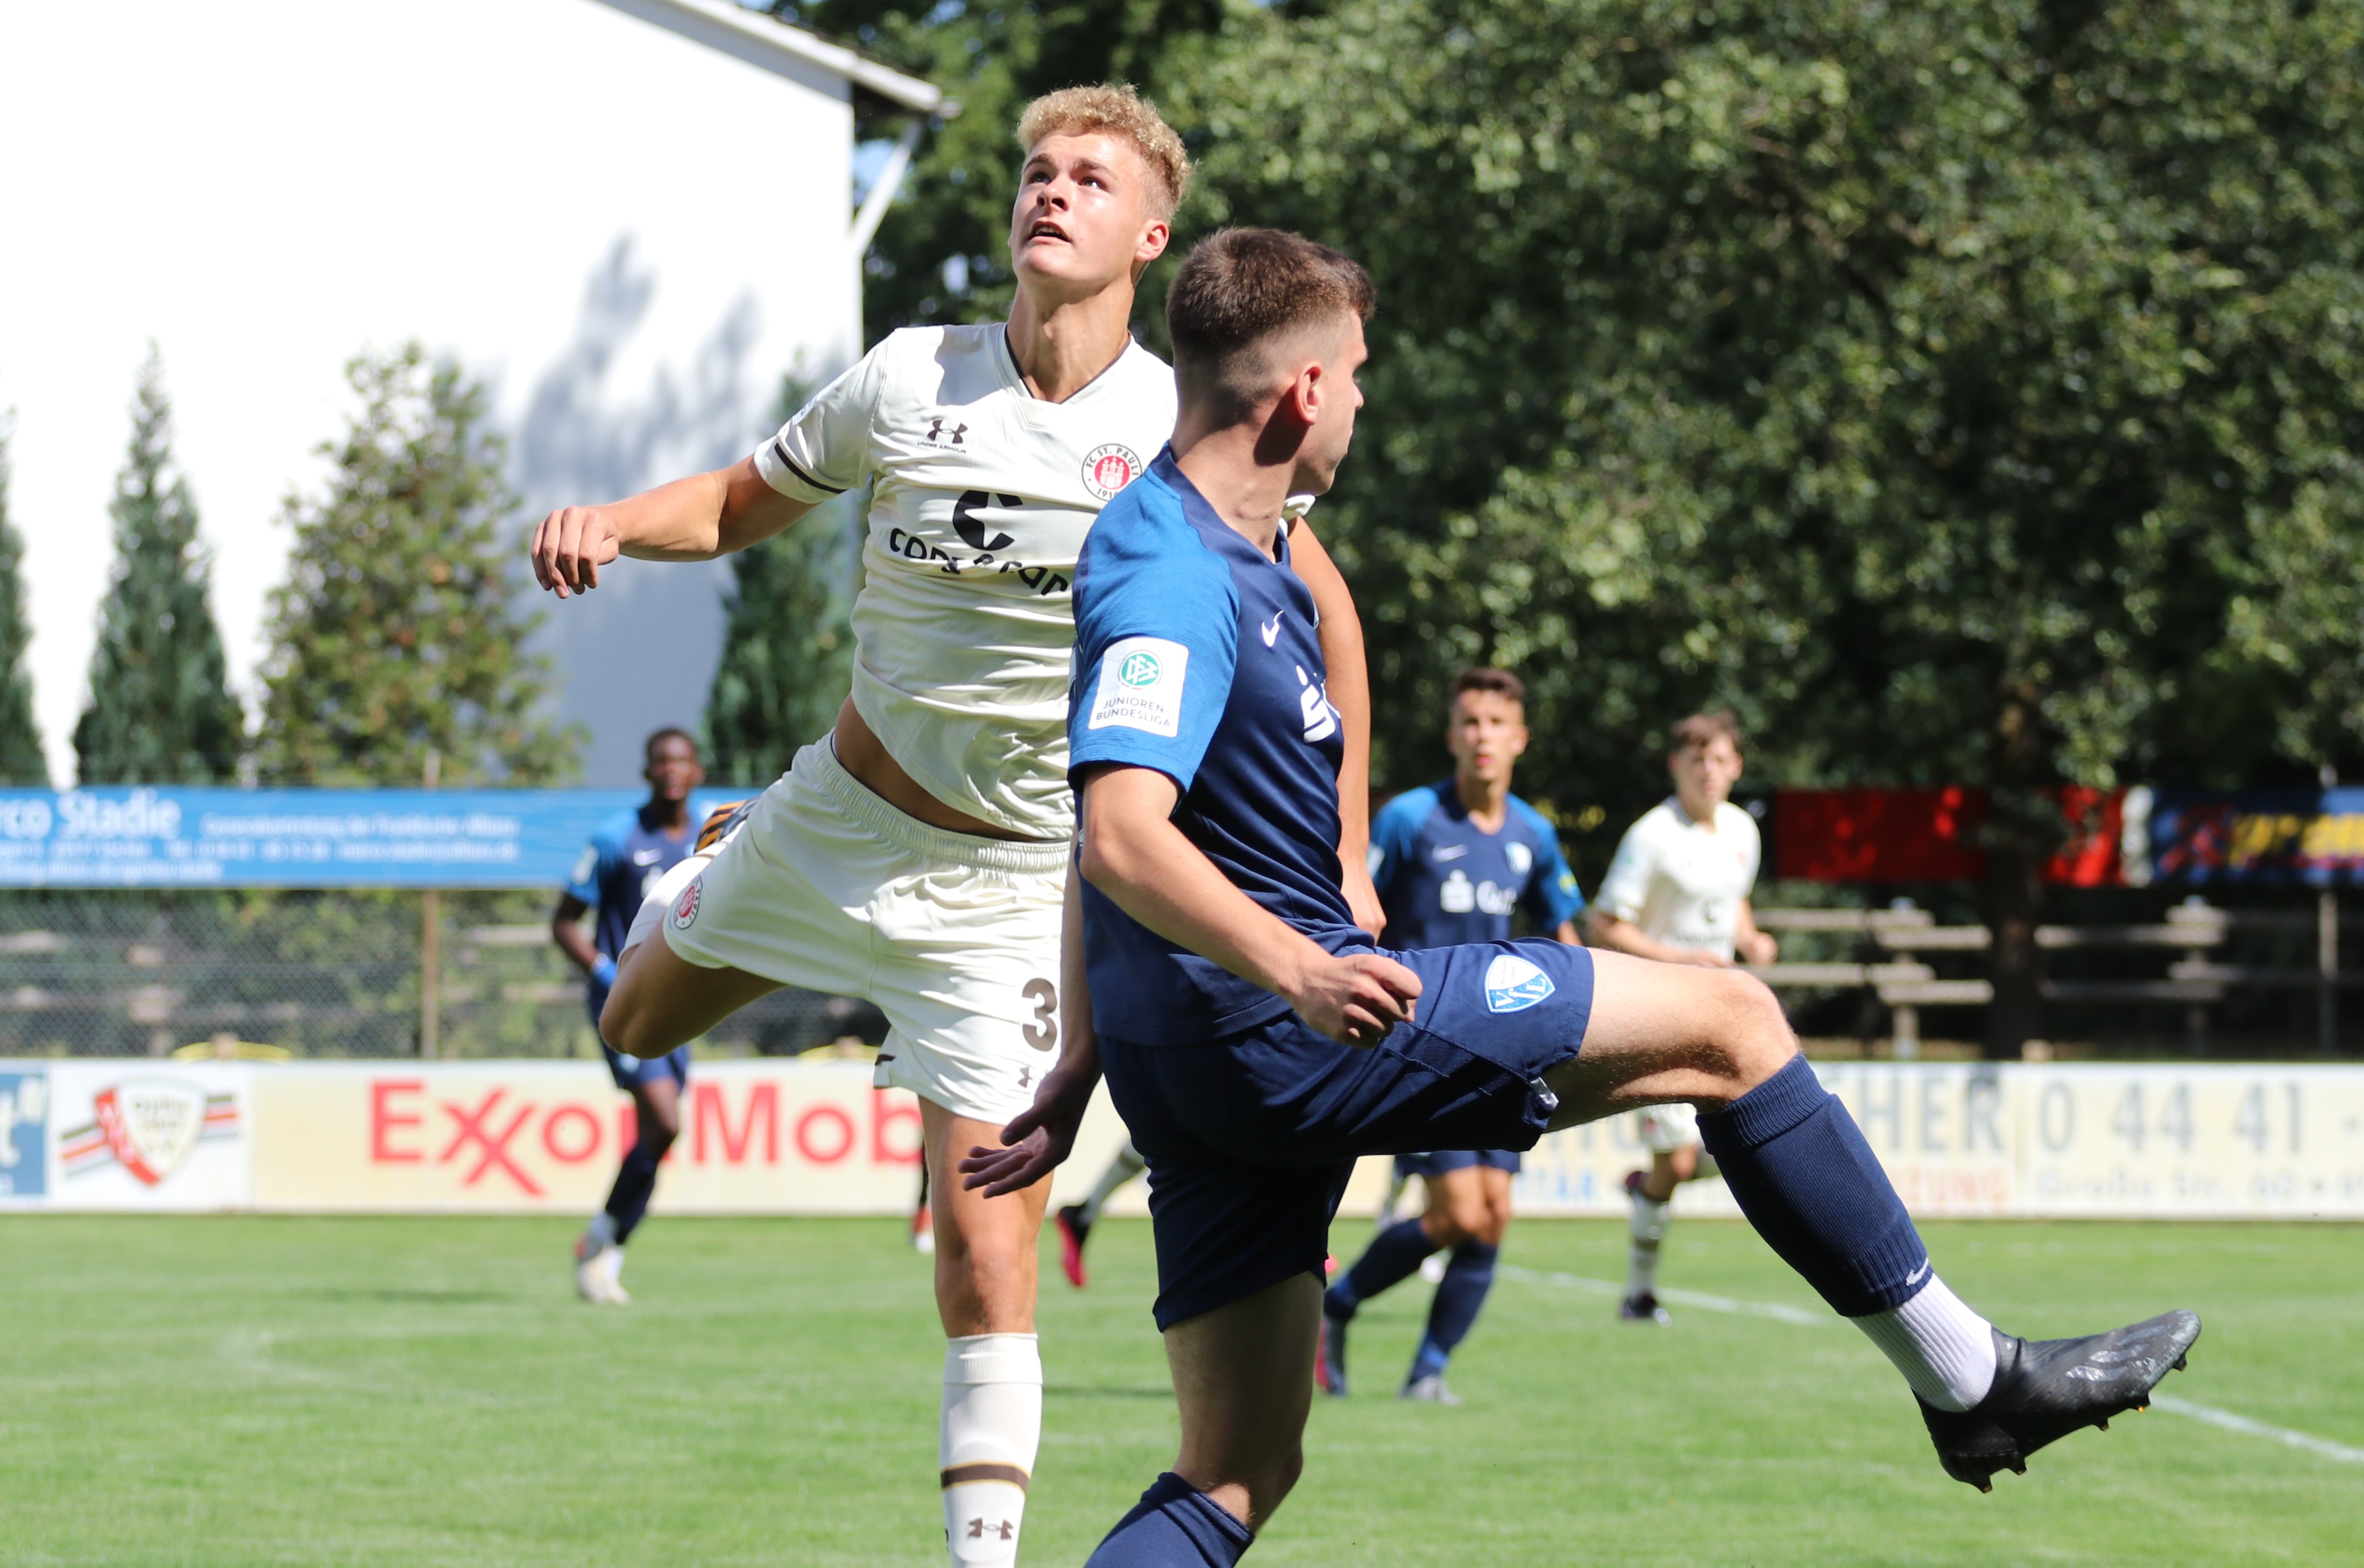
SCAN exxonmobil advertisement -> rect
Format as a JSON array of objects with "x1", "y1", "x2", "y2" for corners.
[{"x1": 1, "y1": 1059, "x2": 2357, "y2": 1220}]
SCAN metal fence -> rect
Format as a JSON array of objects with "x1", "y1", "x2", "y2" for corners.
[{"x1": 0, "y1": 892, "x2": 877, "y2": 1060}]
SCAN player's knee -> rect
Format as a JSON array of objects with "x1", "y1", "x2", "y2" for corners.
[{"x1": 1712, "y1": 969, "x2": 1795, "y2": 1095}]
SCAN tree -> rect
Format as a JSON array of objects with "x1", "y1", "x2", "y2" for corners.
[
  {"x1": 73, "y1": 351, "x2": 245, "y2": 784},
  {"x1": 1170, "y1": 0, "x2": 2364, "y2": 1054},
  {"x1": 703, "y1": 380, "x2": 861, "y2": 786},
  {"x1": 0, "y1": 417, "x2": 46, "y2": 784},
  {"x1": 255, "y1": 345, "x2": 578, "y2": 786}
]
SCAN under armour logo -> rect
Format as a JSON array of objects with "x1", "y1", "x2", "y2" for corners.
[
  {"x1": 966, "y1": 1518, "x2": 1016, "y2": 1541},
  {"x1": 1017, "y1": 1066, "x2": 1032, "y2": 1089},
  {"x1": 926, "y1": 417, "x2": 968, "y2": 446}
]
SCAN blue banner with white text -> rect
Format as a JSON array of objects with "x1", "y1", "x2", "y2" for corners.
[{"x1": 0, "y1": 788, "x2": 748, "y2": 889}]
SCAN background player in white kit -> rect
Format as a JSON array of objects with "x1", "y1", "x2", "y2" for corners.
[
  {"x1": 527, "y1": 87, "x2": 1377, "y2": 1568},
  {"x1": 1587, "y1": 711, "x2": 1778, "y2": 1323}
]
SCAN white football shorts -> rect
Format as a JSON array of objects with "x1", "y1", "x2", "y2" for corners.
[
  {"x1": 651, "y1": 741, "x2": 1069, "y2": 1126},
  {"x1": 1638, "y1": 1102, "x2": 1702, "y2": 1154}
]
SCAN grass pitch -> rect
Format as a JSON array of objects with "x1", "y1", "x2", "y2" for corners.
[{"x1": 2, "y1": 1214, "x2": 2357, "y2": 1566}]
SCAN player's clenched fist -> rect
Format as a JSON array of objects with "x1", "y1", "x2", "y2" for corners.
[
  {"x1": 1287, "y1": 950, "x2": 1421, "y2": 1047},
  {"x1": 531, "y1": 504, "x2": 621, "y2": 598}
]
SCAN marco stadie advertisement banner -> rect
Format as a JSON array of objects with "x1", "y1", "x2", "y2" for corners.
[
  {"x1": 0, "y1": 788, "x2": 749, "y2": 889},
  {"x1": 0, "y1": 1058, "x2": 2356, "y2": 1221}
]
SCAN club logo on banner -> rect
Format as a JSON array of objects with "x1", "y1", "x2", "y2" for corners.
[
  {"x1": 60, "y1": 1077, "x2": 239, "y2": 1185},
  {"x1": 0, "y1": 1069, "x2": 46, "y2": 1197}
]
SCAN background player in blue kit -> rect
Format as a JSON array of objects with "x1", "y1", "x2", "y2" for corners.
[
  {"x1": 1320, "y1": 666, "x2": 1584, "y2": 1403},
  {"x1": 552, "y1": 727, "x2": 704, "y2": 1304},
  {"x1": 961, "y1": 228, "x2": 2198, "y2": 1564}
]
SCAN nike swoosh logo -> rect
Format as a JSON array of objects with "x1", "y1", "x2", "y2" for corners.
[
  {"x1": 1432, "y1": 845, "x2": 1468, "y2": 861},
  {"x1": 1906, "y1": 1259, "x2": 1932, "y2": 1288},
  {"x1": 631, "y1": 850, "x2": 663, "y2": 864},
  {"x1": 1260, "y1": 612, "x2": 1285, "y2": 647}
]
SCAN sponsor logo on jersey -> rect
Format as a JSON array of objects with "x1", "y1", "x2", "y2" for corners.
[
  {"x1": 1482, "y1": 953, "x2": 1556, "y2": 1013},
  {"x1": 1088, "y1": 636, "x2": 1190, "y2": 737},
  {"x1": 1293, "y1": 664, "x2": 1339, "y2": 743},
  {"x1": 670, "y1": 878, "x2": 702, "y2": 931},
  {"x1": 924, "y1": 416, "x2": 968, "y2": 446},
  {"x1": 1081, "y1": 443, "x2": 1143, "y2": 501},
  {"x1": 1259, "y1": 611, "x2": 1286, "y2": 647}
]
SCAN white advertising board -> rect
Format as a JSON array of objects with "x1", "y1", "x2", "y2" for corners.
[{"x1": 0, "y1": 1059, "x2": 2356, "y2": 1220}]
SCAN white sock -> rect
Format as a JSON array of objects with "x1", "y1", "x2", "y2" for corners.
[
  {"x1": 1078, "y1": 1141, "x2": 1146, "y2": 1226},
  {"x1": 1852, "y1": 1275, "x2": 1998, "y2": 1411},
  {"x1": 601, "y1": 1246, "x2": 625, "y2": 1287},
  {"x1": 1626, "y1": 1189, "x2": 1668, "y2": 1298},
  {"x1": 941, "y1": 1333, "x2": 1041, "y2": 1567}
]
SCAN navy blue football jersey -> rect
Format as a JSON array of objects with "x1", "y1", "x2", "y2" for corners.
[
  {"x1": 566, "y1": 806, "x2": 696, "y2": 961},
  {"x1": 1068, "y1": 450, "x2": 1361, "y2": 1045},
  {"x1": 1369, "y1": 782, "x2": 1583, "y2": 951}
]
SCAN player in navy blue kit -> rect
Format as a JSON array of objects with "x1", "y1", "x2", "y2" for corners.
[
  {"x1": 1319, "y1": 666, "x2": 1584, "y2": 1404},
  {"x1": 960, "y1": 230, "x2": 2198, "y2": 1563},
  {"x1": 553, "y1": 728, "x2": 704, "y2": 1304}
]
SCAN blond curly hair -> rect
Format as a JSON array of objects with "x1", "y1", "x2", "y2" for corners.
[{"x1": 1016, "y1": 84, "x2": 1192, "y2": 218}]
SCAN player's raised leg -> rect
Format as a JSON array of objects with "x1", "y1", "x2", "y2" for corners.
[{"x1": 1546, "y1": 949, "x2": 2200, "y2": 1488}]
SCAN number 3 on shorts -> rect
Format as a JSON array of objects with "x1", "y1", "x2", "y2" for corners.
[{"x1": 1021, "y1": 978, "x2": 1058, "y2": 1051}]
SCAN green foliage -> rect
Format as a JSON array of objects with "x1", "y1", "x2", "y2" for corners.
[
  {"x1": 254, "y1": 345, "x2": 578, "y2": 786},
  {"x1": 759, "y1": 0, "x2": 1238, "y2": 340},
  {"x1": 1170, "y1": 0, "x2": 2364, "y2": 812},
  {"x1": 72, "y1": 352, "x2": 245, "y2": 784},
  {"x1": 0, "y1": 418, "x2": 47, "y2": 784}
]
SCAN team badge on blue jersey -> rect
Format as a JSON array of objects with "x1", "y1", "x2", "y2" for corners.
[{"x1": 1482, "y1": 953, "x2": 1555, "y2": 1013}]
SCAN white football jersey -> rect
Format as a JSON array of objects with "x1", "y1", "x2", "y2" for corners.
[
  {"x1": 755, "y1": 324, "x2": 1177, "y2": 837},
  {"x1": 1592, "y1": 798, "x2": 1761, "y2": 959}
]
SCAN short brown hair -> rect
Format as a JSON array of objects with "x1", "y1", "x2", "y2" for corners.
[
  {"x1": 1016, "y1": 84, "x2": 1192, "y2": 218},
  {"x1": 1668, "y1": 711, "x2": 1742, "y2": 756},
  {"x1": 1451, "y1": 668, "x2": 1526, "y2": 710},
  {"x1": 1166, "y1": 228, "x2": 1377, "y2": 423}
]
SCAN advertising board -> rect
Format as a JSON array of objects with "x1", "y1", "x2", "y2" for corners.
[{"x1": 0, "y1": 1059, "x2": 2356, "y2": 1221}]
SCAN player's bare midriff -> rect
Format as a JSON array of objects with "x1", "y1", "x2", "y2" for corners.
[{"x1": 829, "y1": 697, "x2": 1056, "y2": 843}]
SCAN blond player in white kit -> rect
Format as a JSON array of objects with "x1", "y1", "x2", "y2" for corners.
[
  {"x1": 528, "y1": 87, "x2": 1378, "y2": 1568},
  {"x1": 1586, "y1": 711, "x2": 1778, "y2": 1323}
]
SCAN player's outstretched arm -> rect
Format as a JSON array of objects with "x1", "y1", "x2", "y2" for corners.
[
  {"x1": 961, "y1": 863, "x2": 1105, "y2": 1196},
  {"x1": 1288, "y1": 521, "x2": 1383, "y2": 935},
  {"x1": 1077, "y1": 764, "x2": 1421, "y2": 1045},
  {"x1": 530, "y1": 456, "x2": 815, "y2": 598},
  {"x1": 1584, "y1": 910, "x2": 1732, "y2": 967}
]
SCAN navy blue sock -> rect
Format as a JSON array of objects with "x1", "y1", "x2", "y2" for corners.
[
  {"x1": 1409, "y1": 1239, "x2": 1498, "y2": 1380},
  {"x1": 1327, "y1": 1218, "x2": 1439, "y2": 1316},
  {"x1": 1697, "y1": 1054, "x2": 1928, "y2": 1317},
  {"x1": 603, "y1": 1131, "x2": 670, "y2": 1244},
  {"x1": 1083, "y1": 1472, "x2": 1252, "y2": 1567}
]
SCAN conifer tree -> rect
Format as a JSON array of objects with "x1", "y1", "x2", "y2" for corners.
[
  {"x1": 73, "y1": 351, "x2": 244, "y2": 784},
  {"x1": 255, "y1": 344, "x2": 578, "y2": 786},
  {"x1": 0, "y1": 417, "x2": 47, "y2": 784},
  {"x1": 703, "y1": 377, "x2": 860, "y2": 787}
]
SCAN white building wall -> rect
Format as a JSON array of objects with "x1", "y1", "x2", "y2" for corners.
[{"x1": 0, "y1": 0, "x2": 859, "y2": 786}]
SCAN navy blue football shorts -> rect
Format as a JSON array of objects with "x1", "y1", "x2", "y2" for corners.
[
  {"x1": 1099, "y1": 938, "x2": 1592, "y2": 1330},
  {"x1": 1397, "y1": 1148, "x2": 1523, "y2": 1179},
  {"x1": 589, "y1": 978, "x2": 691, "y2": 1093}
]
